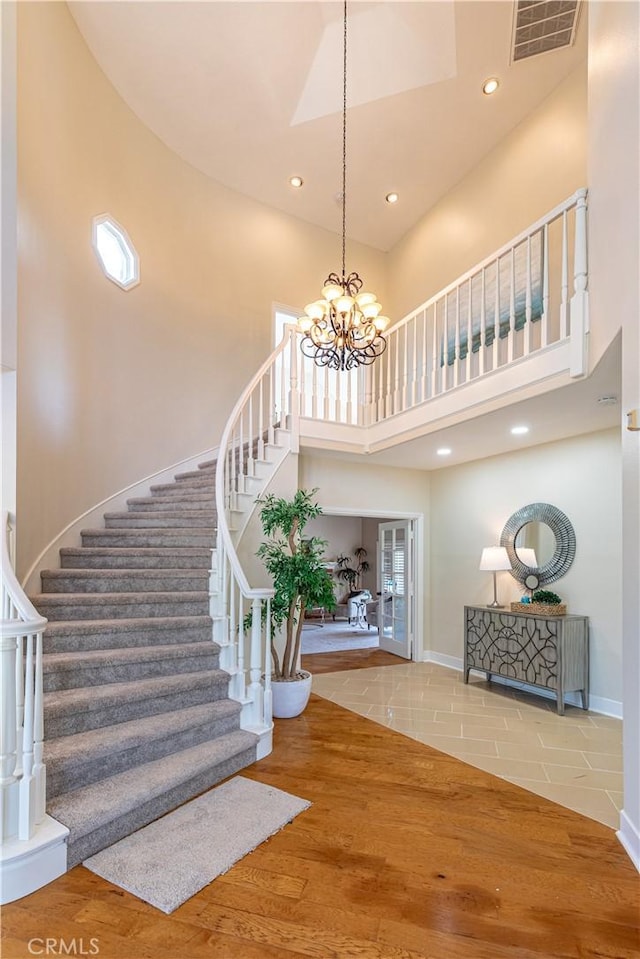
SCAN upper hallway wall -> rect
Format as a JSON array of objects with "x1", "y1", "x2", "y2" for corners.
[
  {"x1": 387, "y1": 67, "x2": 587, "y2": 322},
  {"x1": 16, "y1": 2, "x2": 387, "y2": 575}
]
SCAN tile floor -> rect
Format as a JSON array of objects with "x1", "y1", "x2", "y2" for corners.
[{"x1": 311, "y1": 660, "x2": 623, "y2": 829}]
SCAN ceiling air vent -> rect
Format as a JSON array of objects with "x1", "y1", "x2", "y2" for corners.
[{"x1": 511, "y1": 1, "x2": 582, "y2": 63}]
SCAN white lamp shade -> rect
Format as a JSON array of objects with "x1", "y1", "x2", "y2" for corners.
[{"x1": 479, "y1": 546, "x2": 511, "y2": 571}]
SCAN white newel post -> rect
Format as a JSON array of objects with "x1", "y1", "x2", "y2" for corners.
[
  {"x1": 0, "y1": 631, "x2": 18, "y2": 840},
  {"x1": 570, "y1": 188, "x2": 589, "y2": 377},
  {"x1": 247, "y1": 597, "x2": 264, "y2": 727}
]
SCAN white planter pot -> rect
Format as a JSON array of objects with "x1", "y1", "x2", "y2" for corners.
[{"x1": 271, "y1": 670, "x2": 312, "y2": 719}]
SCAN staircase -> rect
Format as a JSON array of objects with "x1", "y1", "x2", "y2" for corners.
[{"x1": 29, "y1": 458, "x2": 258, "y2": 868}]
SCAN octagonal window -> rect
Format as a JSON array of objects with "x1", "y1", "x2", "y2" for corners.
[{"x1": 92, "y1": 215, "x2": 139, "y2": 290}]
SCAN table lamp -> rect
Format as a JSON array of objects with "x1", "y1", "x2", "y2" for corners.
[{"x1": 479, "y1": 546, "x2": 511, "y2": 608}]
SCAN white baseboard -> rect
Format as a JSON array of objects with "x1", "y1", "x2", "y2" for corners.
[
  {"x1": 0, "y1": 816, "x2": 69, "y2": 904},
  {"x1": 617, "y1": 810, "x2": 640, "y2": 872},
  {"x1": 422, "y1": 650, "x2": 622, "y2": 719}
]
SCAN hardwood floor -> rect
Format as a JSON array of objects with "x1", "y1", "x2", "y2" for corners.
[
  {"x1": 3, "y1": 693, "x2": 639, "y2": 959},
  {"x1": 301, "y1": 647, "x2": 401, "y2": 674}
]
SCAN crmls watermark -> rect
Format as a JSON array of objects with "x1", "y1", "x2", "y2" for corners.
[{"x1": 27, "y1": 939, "x2": 100, "y2": 956}]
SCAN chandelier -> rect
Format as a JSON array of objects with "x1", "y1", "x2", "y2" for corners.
[{"x1": 298, "y1": 1, "x2": 389, "y2": 372}]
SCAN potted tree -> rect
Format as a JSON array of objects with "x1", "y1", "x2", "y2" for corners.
[{"x1": 256, "y1": 489, "x2": 336, "y2": 718}]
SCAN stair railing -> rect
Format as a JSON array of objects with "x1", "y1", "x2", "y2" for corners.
[
  {"x1": 213, "y1": 326, "x2": 300, "y2": 748},
  {"x1": 1, "y1": 511, "x2": 48, "y2": 842}
]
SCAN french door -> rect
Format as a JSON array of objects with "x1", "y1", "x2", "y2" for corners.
[{"x1": 378, "y1": 520, "x2": 414, "y2": 659}]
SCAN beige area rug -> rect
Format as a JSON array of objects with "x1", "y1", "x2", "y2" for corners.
[
  {"x1": 301, "y1": 620, "x2": 379, "y2": 655},
  {"x1": 83, "y1": 777, "x2": 311, "y2": 913}
]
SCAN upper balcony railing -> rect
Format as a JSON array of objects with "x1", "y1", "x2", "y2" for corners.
[{"x1": 294, "y1": 189, "x2": 589, "y2": 430}]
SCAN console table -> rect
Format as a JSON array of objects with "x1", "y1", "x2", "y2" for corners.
[{"x1": 464, "y1": 605, "x2": 589, "y2": 715}]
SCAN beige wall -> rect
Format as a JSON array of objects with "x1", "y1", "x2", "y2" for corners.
[
  {"x1": 429, "y1": 429, "x2": 622, "y2": 709},
  {"x1": 387, "y1": 67, "x2": 587, "y2": 321},
  {"x1": 16, "y1": 2, "x2": 387, "y2": 576},
  {"x1": 588, "y1": 0, "x2": 639, "y2": 861}
]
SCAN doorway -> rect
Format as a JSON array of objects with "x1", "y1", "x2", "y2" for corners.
[{"x1": 300, "y1": 511, "x2": 420, "y2": 664}]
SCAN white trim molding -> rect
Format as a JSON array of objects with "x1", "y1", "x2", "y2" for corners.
[{"x1": 617, "y1": 810, "x2": 640, "y2": 872}]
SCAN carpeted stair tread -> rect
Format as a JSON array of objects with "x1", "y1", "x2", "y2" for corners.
[
  {"x1": 60, "y1": 546, "x2": 213, "y2": 570},
  {"x1": 174, "y1": 467, "x2": 215, "y2": 481},
  {"x1": 46, "y1": 699, "x2": 241, "y2": 767},
  {"x1": 47, "y1": 729, "x2": 258, "y2": 864},
  {"x1": 126, "y1": 496, "x2": 215, "y2": 511},
  {"x1": 42, "y1": 641, "x2": 219, "y2": 690},
  {"x1": 104, "y1": 510, "x2": 216, "y2": 529},
  {"x1": 32, "y1": 591, "x2": 209, "y2": 621},
  {"x1": 44, "y1": 670, "x2": 230, "y2": 738},
  {"x1": 44, "y1": 614, "x2": 212, "y2": 637},
  {"x1": 80, "y1": 528, "x2": 217, "y2": 548},
  {"x1": 45, "y1": 700, "x2": 243, "y2": 798},
  {"x1": 40, "y1": 568, "x2": 210, "y2": 593}
]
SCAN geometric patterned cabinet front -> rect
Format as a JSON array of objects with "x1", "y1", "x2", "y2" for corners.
[{"x1": 464, "y1": 605, "x2": 589, "y2": 715}]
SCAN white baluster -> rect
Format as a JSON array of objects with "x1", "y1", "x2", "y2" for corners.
[
  {"x1": 247, "y1": 393, "x2": 254, "y2": 477},
  {"x1": 569, "y1": 188, "x2": 589, "y2": 376},
  {"x1": 479, "y1": 271, "x2": 486, "y2": 376},
  {"x1": 335, "y1": 358, "x2": 342, "y2": 422},
  {"x1": 289, "y1": 330, "x2": 300, "y2": 450},
  {"x1": 33, "y1": 632, "x2": 45, "y2": 823},
  {"x1": 560, "y1": 210, "x2": 569, "y2": 340},
  {"x1": 323, "y1": 364, "x2": 330, "y2": 420},
  {"x1": 18, "y1": 633, "x2": 34, "y2": 840},
  {"x1": 386, "y1": 332, "x2": 392, "y2": 415},
  {"x1": 311, "y1": 356, "x2": 318, "y2": 420},
  {"x1": 402, "y1": 323, "x2": 409, "y2": 411},
  {"x1": 443, "y1": 294, "x2": 450, "y2": 391},
  {"x1": 235, "y1": 583, "x2": 246, "y2": 702},
  {"x1": 541, "y1": 225, "x2": 549, "y2": 347},
  {"x1": 524, "y1": 236, "x2": 533, "y2": 356},
  {"x1": 508, "y1": 248, "x2": 515, "y2": 363},
  {"x1": 420, "y1": 308, "x2": 428, "y2": 402},
  {"x1": 492, "y1": 259, "x2": 500, "y2": 370},
  {"x1": 466, "y1": 278, "x2": 473, "y2": 379},
  {"x1": 411, "y1": 315, "x2": 418, "y2": 408},
  {"x1": 431, "y1": 303, "x2": 438, "y2": 397},
  {"x1": 453, "y1": 288, "x2": 461, "y2": 388},
  {"x1": 393, "y1": 327, "x2": 400, "y2": 413},
  {"x1": 257, "y1": 375, "x2": 265, "y2": 461}
]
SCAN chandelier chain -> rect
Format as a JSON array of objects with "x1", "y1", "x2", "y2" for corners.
[
  {"x1": 296, "y1": 0, "x2": 388, "y2": 372},
  {"x1": 342, "y1": 0, "x2": 347, "y2": 280}
]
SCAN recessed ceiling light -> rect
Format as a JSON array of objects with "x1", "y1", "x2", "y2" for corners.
[
  {"x1": 482, "y1": 77, "x2": 500, "y2": 96},
  {"x1": 385, "y1": 192, "x2": 399, "y2": 204},
  {"x1": 437, "y1": 447, "x2": 452, "y2": 456},
  {"x1": 289, "y1": 176, "x2": 304, "y2": 188},
  {"x1": 511, "y1": 425, "x2": 529, "y2": 435}
]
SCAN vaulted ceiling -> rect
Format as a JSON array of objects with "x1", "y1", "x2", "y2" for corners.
[{"x1": 68, "y1": 1, "x2": 587, "y2": 252}]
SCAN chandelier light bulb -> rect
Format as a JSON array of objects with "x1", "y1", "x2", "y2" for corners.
[
  {"x1": 374, "y1": 316, "x2": 390, "y2": 332},
  {"x1": 298, "y1": 316, "x2": 313, "y2": 333},
  {"x1": 335, "y1": 295, "x2": 354, "y2": 315}
]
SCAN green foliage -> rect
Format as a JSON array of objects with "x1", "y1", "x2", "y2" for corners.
[
  {"x1": 336, "y1": 547, "x2": 370, "y2": 594},
  {"x1": 532, "y1": 589, "x2": 562, "y2": 605},
  {"x1": 256, "y1": 489, "x2": 335, "y2": 681}
]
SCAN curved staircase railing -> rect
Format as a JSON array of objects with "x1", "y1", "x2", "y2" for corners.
[
  {"x1": 213, "y1": 325, "x2": 300, "y2": 756},
  {"x1": 1, "y1": 511, "x2": 48, "y2": 842}
]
